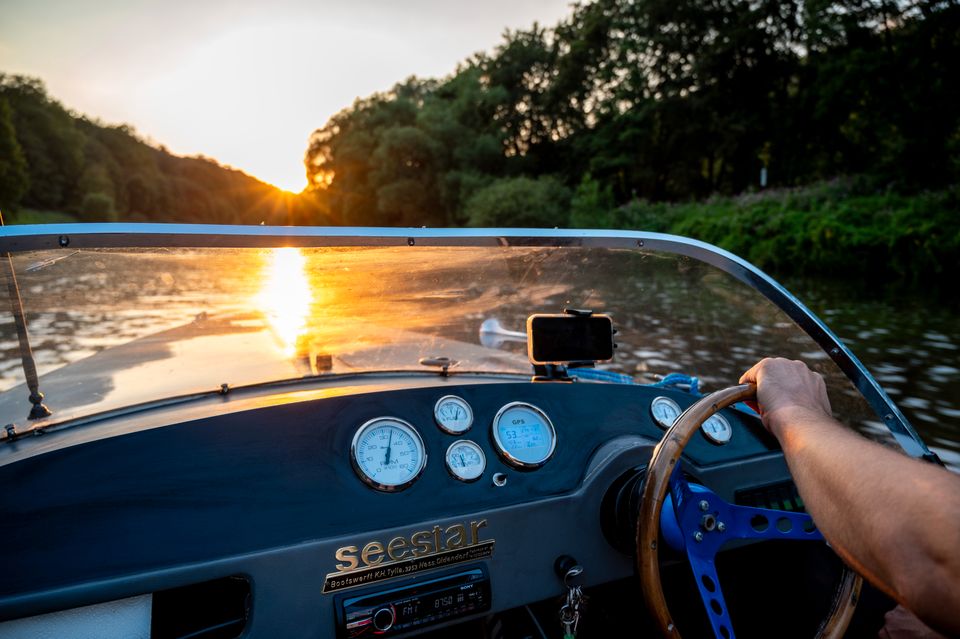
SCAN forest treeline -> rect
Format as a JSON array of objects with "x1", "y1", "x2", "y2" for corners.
[
  {"x1": 306, "y1": 0, "x2": 959, "y2": 228},
  {"x1": 0, "y1": 75, "x2": 326, "y2": 225}
]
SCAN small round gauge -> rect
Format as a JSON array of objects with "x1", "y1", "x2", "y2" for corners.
[
  {"x1": 351, "y1": 417, "x2": 427, "y2": 492},
  {"x1": 445, "y1": 440, "x2": 486, "y2": 482},
  {"x1": 434, "y1": 395, "x2": 474, "y2": 434},
  {"x1": 492, "y1": 402, "x2": 557, "y2": 469},
  {"x1": 651, "y1": 396, "x2": 682, "y2": 429},
  {"x1": 702, "y1": 413, "x2": 733, "y2": 445}
]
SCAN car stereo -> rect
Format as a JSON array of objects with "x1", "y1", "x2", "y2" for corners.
[{"x1": 335, "y1": 566, "x2": 490, "y2": 637}]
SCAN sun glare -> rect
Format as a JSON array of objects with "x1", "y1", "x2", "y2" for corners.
[{"x1": 257, "y1": 248, "x2": 312, "y2": 356}]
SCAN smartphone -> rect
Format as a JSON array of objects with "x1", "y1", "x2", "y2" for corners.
[{"x1": 526, "y1": 314, "x2": 615, "y2": 365}]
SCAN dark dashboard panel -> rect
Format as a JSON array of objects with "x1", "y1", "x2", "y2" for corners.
[{"x1": 0, "y1": 380, "x2": 774, "y2": 599}]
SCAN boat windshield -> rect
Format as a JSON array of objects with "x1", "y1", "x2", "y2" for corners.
[{"x1": 0, "y1": 235, "x2": 899, "y2": 446}]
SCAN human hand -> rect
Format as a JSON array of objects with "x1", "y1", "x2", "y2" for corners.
[
  {"x1": 739, "y1": 358, "x2": 833, "y2": 439},
  {"x1": 879, "y1": 606, "x2": 949, "y2": 639}
]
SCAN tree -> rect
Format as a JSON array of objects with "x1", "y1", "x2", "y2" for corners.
[
  {"x1": 464, "y1": 176, "x2": 571, "y2": 227},
  {"x1": 0, "y1": 97, "x2": 29, "y2": 212}
]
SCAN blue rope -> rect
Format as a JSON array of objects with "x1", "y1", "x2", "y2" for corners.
[
  {"x1": 568, "y1": 368, "x2": 636, "y2": 385},
  {"x1": 653, "y1": 372, "x2": 701, "y2": 395}
]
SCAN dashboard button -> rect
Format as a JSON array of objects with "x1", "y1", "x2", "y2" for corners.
[{"x1": 373, "y1": 606, "x2": 396, "y2": 632}]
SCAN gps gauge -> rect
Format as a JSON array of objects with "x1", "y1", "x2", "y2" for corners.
[{"x1": 491, "y1": 402, "x2": 557, "y2": 469}]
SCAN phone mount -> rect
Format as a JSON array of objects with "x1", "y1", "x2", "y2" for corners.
[{"x1": 528, "y1": 309, "x2": 616, "y2": 381}]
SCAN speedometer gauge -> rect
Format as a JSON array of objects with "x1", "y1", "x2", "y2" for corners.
[
  {"x1": 650, "y1": 396, "x2": 682, "y2": 429},
  {"x1": 445, "y1": 440, "x2": 486, "y2": 482},
  {"x1": 351, "y1": 417, "x2": 427, "y2": 492},
  {"x1": 492, "y1": 402, "x2": 557, "y2": 469},
  {"x1": 702, "y1": 413, "x2": 733, "y2": 445},
  {"x1": 434, "y1": 395, "x2": 474, "y2": 434}
]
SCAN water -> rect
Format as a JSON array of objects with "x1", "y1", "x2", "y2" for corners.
[
  {"x1": 1, "y1": 248, "x2": 956, "y2": 469},
  {"x1": 786, "y1": 277, "x2": 960, "y2": 469}
]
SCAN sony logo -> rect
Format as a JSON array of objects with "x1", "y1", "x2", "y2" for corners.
[{"x1": 334, "y1": 520, "x2": 488, "y2": 573}]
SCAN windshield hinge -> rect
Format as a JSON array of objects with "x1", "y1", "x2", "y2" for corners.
[{"x1": 419, "y1": 357, "x2": 459, "y2": 377}]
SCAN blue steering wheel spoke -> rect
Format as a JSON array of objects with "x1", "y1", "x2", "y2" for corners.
[
  {"x1": 687, "y1": 555, "x2": 737, "y2": 639},
  {"x1": 661, "y1": 473, "x2": 824, "y2": 639},
  {"x1": 723, "y1": 502, "x2": 823, "y2": 542}
]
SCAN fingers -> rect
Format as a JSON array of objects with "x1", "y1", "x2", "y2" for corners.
[
  {"x1": 740, "y1": 357, "x2": 834, "y2": 429},
  {"x1": 739, "y1": 357, "x2": 770, "y2": 385}
]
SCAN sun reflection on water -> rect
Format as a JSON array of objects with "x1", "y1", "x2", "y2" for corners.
[{"x1": 257, "y1": 248, "x2": 312, "y2": 356}]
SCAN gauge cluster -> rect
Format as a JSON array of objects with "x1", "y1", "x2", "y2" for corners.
[
  {"x1": 350, "y1": 396, "x2": 559, "y2": 491},
  {"x1": 650, "y1": 394, "x2": 736, "y2": 445},
  {"x1": 349, "y1": 388, "x2": 743, "y2": 492}
]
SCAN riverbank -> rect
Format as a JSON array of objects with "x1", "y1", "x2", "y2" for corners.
[
  {"x1": 3, "y1": 208, "x2": 76, "y2": 225},
  {"x1": 576, "y1": 179, "x2": 959, "y2": 283},
  {"x1": 6, "y1": 179, "x2": 957, "y2": 286}
]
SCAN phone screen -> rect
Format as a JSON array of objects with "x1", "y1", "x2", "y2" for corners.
[{"x1": 526, "y1": 314, "x2": 614, "y2": 364}]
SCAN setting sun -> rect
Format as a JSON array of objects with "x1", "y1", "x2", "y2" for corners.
[{"x1": 257, "y1": 247, "x2": 312, "y2": 357}]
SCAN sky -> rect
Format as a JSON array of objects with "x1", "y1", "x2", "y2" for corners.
[{"x1": 0, "y1": 0, "x2": 574, "y2": 192}]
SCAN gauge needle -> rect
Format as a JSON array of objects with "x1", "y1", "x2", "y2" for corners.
[
  {"x1": 384, "y1": 429, "x2": 394, "y2": 465},
  {"x1": 460, "y1": 454, "x2": 465, "y2": 467}
]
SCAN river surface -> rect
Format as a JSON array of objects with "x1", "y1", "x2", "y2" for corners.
[
  {"x1": 0, "y1": 247, "x2": 956, "y2": 469},
  {"x1": 785, "y1": 277, "x2": 960, "y2": 468}
]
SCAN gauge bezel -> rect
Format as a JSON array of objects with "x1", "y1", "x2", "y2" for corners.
[
  {"x1": 433, "y1": 395, "x2": 474, "y2": 435},
  {"x1": 444, "y1": 439, "x2": 486, "y2": 483},
  {"x1": 350, "y1": 417, "x2": 427, "y2": 492},
  {"x1": 491, "y1": 401, "x2": 557, "y2": 469},
  {"x1": 701, "y1": 412, "x2": 733, "y2": 445},
  {"x1": 650, "y1": 396, "x2": 682, "y2": 430}
]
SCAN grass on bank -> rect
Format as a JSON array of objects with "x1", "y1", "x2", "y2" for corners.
[
  {"x1": 574, "y1": 179, "x2": 959, "y2": 282},
  {"x1": 3, "y1": 208, "x2": 78, "y2": 225}
]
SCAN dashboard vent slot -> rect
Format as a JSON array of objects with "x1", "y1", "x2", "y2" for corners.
[
  {"x1": 734, "y1": 481, "x2": 805, "y2": 513},
  {"x1": 151, "y1": 576, "x2": 250, "y2": 639}
]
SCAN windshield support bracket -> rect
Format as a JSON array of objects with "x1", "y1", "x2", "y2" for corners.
[{"x1": 2, "y1": 252, "x2": 52, "y2": 421}]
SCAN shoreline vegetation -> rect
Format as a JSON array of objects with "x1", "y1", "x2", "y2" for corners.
[
  {"x1": 7, "y1": 178, "x2": 956, "y2": 286},
  {"x1": 574, "y1": 178, "x2": 960, "y2": 283}
]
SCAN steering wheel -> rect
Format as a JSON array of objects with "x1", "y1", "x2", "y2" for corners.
[{"x1": 637, "y1": 383, "x2": 863, "y2": 639}]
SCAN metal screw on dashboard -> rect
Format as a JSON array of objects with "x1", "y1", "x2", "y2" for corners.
[
  {"x1": 693, "y1": 531, "x2": 704, "y2": 542},
  {"x1": 717, "y1": 522, "x2": 726, "y2": 532},
  {"x1": 699, "y1": 500, "x2": 709, "y2": 511},
  {"x1": 492, "y1": 473, "x2": 507, "y2": 487}
]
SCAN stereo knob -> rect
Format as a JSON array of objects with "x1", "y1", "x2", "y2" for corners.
[{"x1": 372, "y1": 605, "x2": 396, "y2": 632}]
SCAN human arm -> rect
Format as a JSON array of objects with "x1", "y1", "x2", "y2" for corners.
[{"x1": 740, "y1": 358, "x2": 960, "y2": 636}]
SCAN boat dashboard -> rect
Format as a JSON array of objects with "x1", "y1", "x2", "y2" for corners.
[{"x1": 0, "y1": 375, "x2": 798, "y2": 637}]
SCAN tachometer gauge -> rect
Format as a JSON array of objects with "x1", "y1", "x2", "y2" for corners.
[
  {"x1": 650, "y1": 396, "x2": 682, "y2": 429},
  {"x1": 702, "y1": 413, "x2": 733, "y2": 445},
  {"x1": 434, "y1": 395, "x2": 474, "y2": 434},
  {"x1": 492, "y1": 402, "x2": 557, "y2": 469},
  {"x1": 351, "y1": 418, "x2": 427, "y2": 492},
  {"x1": 445, "y1": 440, "x2": 486, "y2": 482}
]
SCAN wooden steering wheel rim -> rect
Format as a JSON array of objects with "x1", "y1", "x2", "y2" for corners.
[{"x1": 636, "y1": 383, "x2": 863, "y2": 638}]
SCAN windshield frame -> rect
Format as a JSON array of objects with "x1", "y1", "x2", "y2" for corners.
[{"x1": 0, "y1": 223, "x2": 932, "y2": 460}]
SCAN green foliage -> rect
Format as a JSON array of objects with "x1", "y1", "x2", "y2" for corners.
[
  {"x1": 79, "y1": 191, "x2": 116, "y2": 222},
  {"x1": 305, "y1": 0, "x2": 960, "y2": 226},
  {"x1": 0, "y1": 97, "x2": 29, "y2": 211},
  {"x1": 570, "y1": 175, "x2": 615, "y2": 228},
  {"x1": 6, "y1": 208, "x2": 76, "y2": 224},
  {"x1": 464, "y1": 176, "x2": 571, "y2": 227},
  {"x1": 0, "y1": 74, "x2": 329, "y2": 225},
  {"x1": 579, "y1": 179, "x2": 960, "y2": 281}
]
